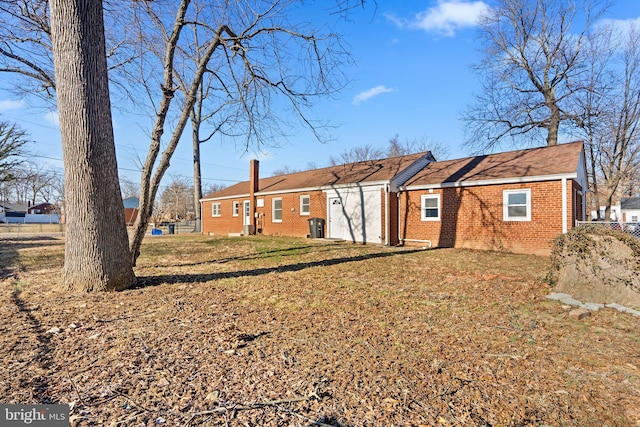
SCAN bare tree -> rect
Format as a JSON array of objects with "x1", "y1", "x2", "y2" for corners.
[
  {"x1": 120, "y1": 178, "x2": 140, "y2": 199},
  {"x1": 327, "y1": 135, "x2": 447, "y2": 168},
  {"x1": 159, "y1": 175, "x2": 193, "y2": 221},
  {"x1": 574, "y1": 25, "x2": 640, "y2": 220},
  {"x1": 19, "y1": 161, "x2": 55, "y2": 204},
  {"x1": 127, "y1": 0, "x2": 351, "y2": 264},
  {"x1": 0, "y1": 121, "x2": 27, "y2": 182},
  {"x1": 329, "y1": 144, "x2": 384, "y2": 165},
  {"x1": 201, "y1": 182, "x2": 226, "y2": 198},
  {"x1": 1, "y1": 0, "x2": 364, "y2": 275},
  {"x1": 386, "y1": 134, "x2": 450, "y2": 160},
  {"x1": 0, "y1": 0, "x2": 137, "y2": 101},
  {"x1": 463, "y1": 0, "x2": 609, "y2": 151},
  {"x1": 49, "y1": 0, "x2": 135, "y2": 291},
  {"x1": 38, "y1": 168, "x2": 63, "y2": 203},
  {"x1": 271, "y1": 165, "x2": 302, "y2": 176}
]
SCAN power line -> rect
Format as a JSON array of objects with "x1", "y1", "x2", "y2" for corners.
[
  {"x1": 5, "y1": 113, "x2": 249, "y2": 172},
  {"x1": 14, "y1": 153, "x2": 241, "y2": 184}
]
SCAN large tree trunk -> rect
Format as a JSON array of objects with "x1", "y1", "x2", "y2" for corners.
[
  {"x1": 50, "y1": 0, "x2": 136, "y2": 291},
  {"x1": 546, "y1": 103, "x2": 560, "y2": 146}
]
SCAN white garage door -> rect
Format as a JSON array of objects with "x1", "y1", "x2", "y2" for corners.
[{"x1": 327, "y1": 187, "x2": 382, "y2": 243}]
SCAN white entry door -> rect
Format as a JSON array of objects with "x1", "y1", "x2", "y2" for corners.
[{"x1": 243, "y1": 200, "x2": 251, "y2": 226}]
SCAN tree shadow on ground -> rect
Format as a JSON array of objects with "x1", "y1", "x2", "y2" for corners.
[
  {"x1": 135, "y1": 249, "x2": 424, "y2": 288},
  {"x1": 0, "y1": 236, "x2": 62, "y2": 278},
  {"x1": 11, "y1": 289, "x2": 55, "y2": 404}
]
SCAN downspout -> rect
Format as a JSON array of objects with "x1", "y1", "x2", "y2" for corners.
[
  {"x1": 384, "y1": 183, "x2": 389, "y2": 246},
  {"x1": 200, "y1": 200, "x2": 203, "y2": 234},
  {"x1": 397, "y1": 192, "x2": 401, "y2": 246},
  {"x1": 562, "y1": 178, "x2": 568, "y2": 234},
  {"x1": 397, "y1": 188, "x2": 432, "y2": 248}
]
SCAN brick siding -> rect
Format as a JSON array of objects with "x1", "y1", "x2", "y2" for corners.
[
  {"x1": 202, "y1": 190, "x2": 327, "y2": 238},
  {"x1": 201, "y1": 199, "x2": 244, "y2": 235},
  {"x1": 399, "y1": 180, "x2": 580, "y2": 255}
]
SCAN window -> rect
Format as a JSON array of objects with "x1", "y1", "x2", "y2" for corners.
[
  {"x1": 300, "y1": 195, "x2": 310, "y2": 216},
  {"x1": 232, "y1": 201, "x2": 239, "y2": 217},
  {"x1": 503, "y1": 189, "x2": 531, "y2": 221},
  {"x1": 272, "y1": 198, "x2": 282, "y2": 222},
  {"x1": 632, "y1": 215, "x2": 638, "y2": 222},
  {"x1": 211, "y1": 203, "x2": 221, "y2": 217},
  {"x1": 421, "y1": 194, "x2": 440, "y2": 221}
]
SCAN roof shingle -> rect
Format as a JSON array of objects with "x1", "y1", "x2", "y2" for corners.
[
  {"x1": 403, "y1": 142, "x2": 584, "y2": 187},
  {"x1": 203, "y1": 152, "x2": 428, "y2": 199}
]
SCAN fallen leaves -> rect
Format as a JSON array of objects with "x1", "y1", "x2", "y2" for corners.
[{"x1": 0, "y1": 235, "x2": 639, "y2": 426}]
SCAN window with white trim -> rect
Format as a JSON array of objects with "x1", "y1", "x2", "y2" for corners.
[
  {"x1": 632, "y1": 215, "x2": 638, "y2": 222},
  {"x1": 232, "y1": 201, "x2": 239, "y2": 217},
  {"x1": 300, "y1": 195, "x2": 310, "y2": 216},
  {"x1": 211, "y1": 203, "x2": 221, "y2": 217},
  {"x1": 421, "y1": 194, "x2": 440, "y2": 221},
  {"x1": 503, "y1": 189, "x2": 531, "y2": 221},
  {"x1": 272, "y1": 198, "x2": 282, "y2": 222}
]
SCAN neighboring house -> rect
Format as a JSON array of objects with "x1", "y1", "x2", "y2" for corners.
[
  {"x1": 591, "y1": 205, "x2": 622, "y2": 221},
  {"x1": 201, "y1": 153, "x2": 435, "y2": 245},
  {"x1": 123, "y1": 197, "x2": 139, "y2": 226},
  {"x1": 201, "y1": 141, "x2": 587, "y2": 255},
  {"x1": 621, "y1": 197, "x2": 640, "y2": 223},
  {"x1": 0, "y1": 202, "x2": 61, "y2": 223},
  {"x1": 28, "y1": 202, "x2": 57, "y2": 214},
  {"x1": 0, "y1": 203, "x2": 28, "y2": 213}
]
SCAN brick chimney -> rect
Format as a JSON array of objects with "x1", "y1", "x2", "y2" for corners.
[{"x1": 249, "y1": 159, "x2": 259, "y2": 195}]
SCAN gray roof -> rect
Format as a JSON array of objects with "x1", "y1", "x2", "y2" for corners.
[
  {"x1": 123, "y1": 197, "x2": 139, "y2": 209},
  {"x1": 621, "y1": 197, "x2": 640, "y2": 210},
  {"x1": 0, "y1": 203, "x2": 28, "y2": 213}
]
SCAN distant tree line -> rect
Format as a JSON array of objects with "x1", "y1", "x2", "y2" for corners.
[{"x1": 270, "y1": 134, "x2": 450, "y2": 176}]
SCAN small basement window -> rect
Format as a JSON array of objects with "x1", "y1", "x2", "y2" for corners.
[
  {"x1": 503, "y1": 189, "x2": 531, "y2": 221},
  {"x1": 272, "y1": 198, "x2": 282, "y2": 222},
  {"x1": 421, "y1": 194, "x2": 440, "y2": 221},
  {"x1": 212, "y1": 203, "x2": 221, "y2": 217}
]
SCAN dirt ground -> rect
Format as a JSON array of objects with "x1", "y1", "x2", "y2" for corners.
[{"x1": 1, "y1": 234, "x2": 639, "y2": 426}]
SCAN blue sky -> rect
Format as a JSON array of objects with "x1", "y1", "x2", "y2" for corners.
[{"x1": 2, "y1": 0, "x2": 640, "y2": 190}]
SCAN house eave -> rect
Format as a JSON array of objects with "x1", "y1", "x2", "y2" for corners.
[{"x1": 200, "y1": 193, "x2": 250, "y2": 202}]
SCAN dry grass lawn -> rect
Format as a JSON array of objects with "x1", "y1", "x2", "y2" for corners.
[{"x1": 0, "y1": 234, "x2": 639, "y2": 426}]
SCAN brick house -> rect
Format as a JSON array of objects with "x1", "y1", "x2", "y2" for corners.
[
  {"x1": 123, "y1": 197, "x2": 139, "y2": 226},
  {"x1": 399, "y1": 141, "x2": 587, "y2": 255},
  {"x1": 201, "y1": 153, "x2": 435, "y2": 244},
  {"x1": 201, "y1": 141, "x2": 587, "y2": 255}
]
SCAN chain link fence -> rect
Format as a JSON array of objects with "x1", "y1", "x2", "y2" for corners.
[
  {"x1": 576, "y1": 221, "x2": 640, "y2": 240},
  {"x1": 0, "y1": 223, "x2": 65, "y2": 236},
  {"x1": 0, "y1": 221, "x2": 200, "y2": 237}
]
